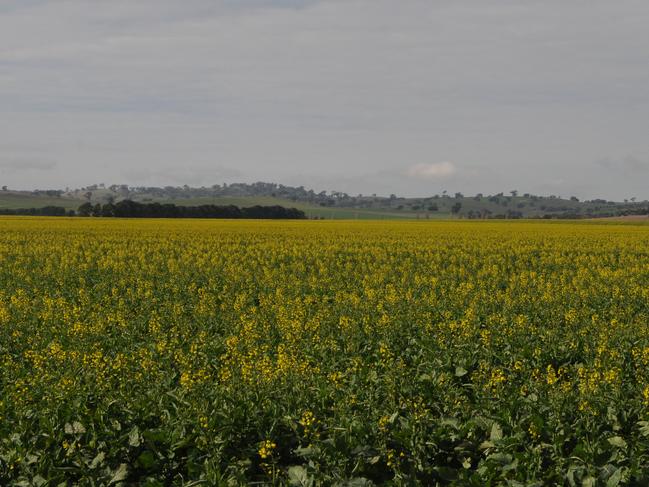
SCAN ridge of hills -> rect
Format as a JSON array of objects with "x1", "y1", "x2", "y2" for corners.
[{"x1": 0, "y1": 182, "x2": 647, "y2": 220}]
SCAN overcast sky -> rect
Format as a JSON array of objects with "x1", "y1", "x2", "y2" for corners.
[{"x1": 1, "y1": 0, "x2": 648, "y2": 199}]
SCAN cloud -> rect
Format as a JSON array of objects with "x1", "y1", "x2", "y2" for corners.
[
  {"x1": 406, "y1": 162, "x2": 457, "y2": 180},
  {"x1": 595, "y1": 155, "x2": 649, "y2": 173},
  {"x1": 122, "y1": 164, "x2": 244, "y2": 186},
  {"x1": 0, "y1": 1, "x2": 649, "y2": 199},
  {"x1": 0, "y1": 156, "x2": 57, "y2": 172}
]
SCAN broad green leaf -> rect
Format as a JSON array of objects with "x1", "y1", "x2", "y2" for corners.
[
  {"x1": 490, "y1": 422, "x2": 503, "y2": 441},
  {"x1": 581, "y1": 476, "x2": 596, "y2": 487},
  {"x1": 607, "y1": 436, "x2": 626, "y2": 448},
  {"x1": 64, "y1": 422, "x2": 86, "y2": 434},
  {"x1": 129, "y1": 426, "x2": 141, "y2": 447},
  {"x1": 137, "y1": 451, "x2": 156, "y2": 469},
  {"x1": 32, "y1": 476, "x2": 47, "y2": 487},
  {"x1": 109, "y1": 464, "x2": 128, "y2": 485},
  {"x1": 638, "y1": 421, "x2": 649, "y2": 437},
  {"x1": 288, "y1": 466, "x2": 313, "y2": 487},
  {"x1": 89, "y1": 451, "x2": 105, "y2": 469},
  {"x1": 344, "y1": 479, "x2": 374, "y2": 487},
  {"x1": 606, "y1": 467, "x2": 623, "y2": 487},
  {"x1": 487, "y1": 452, "x2": 513, "y2": 465}
]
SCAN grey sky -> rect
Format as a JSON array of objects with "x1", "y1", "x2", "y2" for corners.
[{"x1": 1, "y1": 0, "x2": 648, "y2": 200}]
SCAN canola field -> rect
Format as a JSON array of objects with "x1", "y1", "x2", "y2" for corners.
[{"x1": 1, "y1": 217, "x2": 649, "y2": 486}]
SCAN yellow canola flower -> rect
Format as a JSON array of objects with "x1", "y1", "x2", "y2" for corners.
[{"x1": 258, "y1": 440, "x2": 277, "y2": 459}]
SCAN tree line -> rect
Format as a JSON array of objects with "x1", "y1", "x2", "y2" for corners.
[
  {"x1": 0, "y1": 206, "x2": 73, "y2": 216},
  {"x1": 0, "y1": 201, "x2": 306, "y2": 219},
  {"x1": 77, "y1": 200, "x2": 306, "y2": 219}
]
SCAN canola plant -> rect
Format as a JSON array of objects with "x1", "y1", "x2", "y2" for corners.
[{"x1": 1, "y1": 217, "x2": 648, "y2": 485}]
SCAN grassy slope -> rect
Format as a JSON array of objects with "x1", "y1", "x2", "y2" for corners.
[
  {"x1": 0, "y1": 192, "x2": 84, "y2": 210},
  {"x1": 133, "y1": 195, "x2": 425, "y2": 220}
]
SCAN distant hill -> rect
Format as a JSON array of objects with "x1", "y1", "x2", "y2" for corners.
[
  {"x1": 0, "y1": 190, "x2": 84, "y2": 210},
  {"x1": 0, "y1": 183, "x2": 647, "y2": 220}
]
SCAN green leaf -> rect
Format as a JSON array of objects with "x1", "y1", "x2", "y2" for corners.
[
  {"x1": 109, "y1": 464, "x2": 128, "y2": 485},
  {"x1": 503, "y1": 458, "x2": 519, "y2": 472},
  {"x1": 435, "y1": 467, "x2": 458, "y2": 481},
  {"x1": 606, "y1": 467, "x2": 623, "y2": 487},
  {"x1": 129, "y1": 426, "x2": 141, "y2": 447},
  {"x1": 581, "y1": 476, "x2": 596, "y2": 487},
  {"x1": 25, "y1": 454, "x2": 39, "y2": 465},
  {"x1": 288, "y1": 466, "x2": 313, "y2": 487},
  {"x1": 32, "y1": 476, "x2": 46, "y2": 487},
  {"x1": 566, "y1": 465, "x2": 580, "y2": 487},
  {"x1": 65, "y1": 421, "x2": 86, "y2": 434},
  {"x1": 607, "y1": 436, "x2": 626, "y2": 449},
  {"x1": 490, "y1": 422, "x2": 503, "y2": 441},
  {"x1": 343, "y1": 479, "x2": 374, "y2": 487},
  {"x1": 295, "y1": 445, "x2": 317, "y2": 458},
  {"x1": 487, "y1": 453, "x2": 513, "y2": 466},
  {"x1": 142, "y1": 429, "x2": 166, "y2": 442},
  {"x1": 455, "y1": 366, "x2": 468, "y2": 377},
  {"x1": 638, "y1": 421, "x2": 649, "y2": 437},
  {"x1": 479, "y1": 440, "x2": 495, "y2": 450},
  {"x1": 137, "y1": 451, "x2": 156, "y2": 469},
  {"x1": 440, "y1": 418, "x2": 459, "y2": 429},
  {"x1": 89, "y1": 451, "x2": 105, "y2": 469}
]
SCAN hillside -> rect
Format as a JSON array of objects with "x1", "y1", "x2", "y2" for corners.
[
  {"x1": 0, "y1": 191, "x2": 84, "y2": 210},
  {"x1": 0, "y1": 184, "x2": 647, "y2": 219}
]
